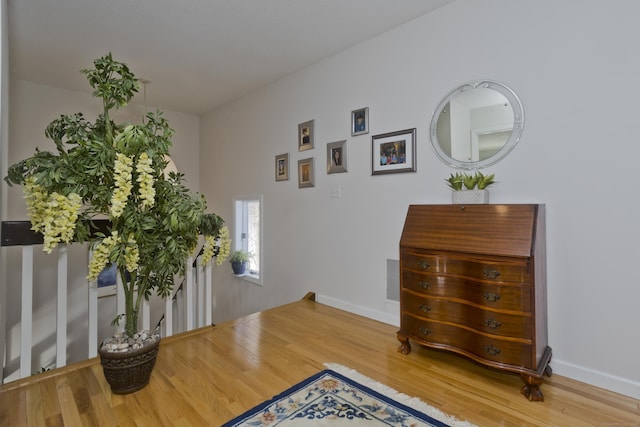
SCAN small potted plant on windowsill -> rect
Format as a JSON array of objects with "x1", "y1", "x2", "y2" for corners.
[
  {"x1": 446, "y1": 171, "x2": 495, "y2": 204},
  {"x1": 229, "y1": 250, "x2": 251, "y2": 275}
]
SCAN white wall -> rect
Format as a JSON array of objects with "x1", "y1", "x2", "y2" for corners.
[{"x1": 200, "y1": 0, "x2": 640, "y2": 399}]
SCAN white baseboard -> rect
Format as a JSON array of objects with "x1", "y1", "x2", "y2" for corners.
[
  {"x1": 316, "y1": 294, "x2": 399, "y2": 327},
  {"x1": 316, "y1": 294, "x2": 640, "y2": 400},
  {"x1": 551, "y1": 359, "x2": 640, "y2": 400}
]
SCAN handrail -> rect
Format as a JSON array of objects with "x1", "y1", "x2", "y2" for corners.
[
  {"x1": 1, "y1": 221, "x2": 44, "y2": 246},
  {"x1": 2, "y1": 219, "x2": 111, "y2": 247}
]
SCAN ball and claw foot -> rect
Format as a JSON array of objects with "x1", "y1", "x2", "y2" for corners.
[
  {"x1": 521, "y1": 374, "x2": 545, "y2": 402},
  {"x1": 397, "y1": 333, "x2": 411, "y2": 355}
]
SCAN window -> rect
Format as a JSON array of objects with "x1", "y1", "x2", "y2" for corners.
[{"x1": 233, "y1": 196, "x2": 262, "y2": 284}]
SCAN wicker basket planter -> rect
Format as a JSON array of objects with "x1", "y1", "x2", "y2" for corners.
[{"x1": 98, "y1": 338, "x2": 160, "y2": 394}]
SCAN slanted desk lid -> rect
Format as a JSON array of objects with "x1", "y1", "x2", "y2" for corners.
[{"x1": 400, "y1": 204, "x2": 542, "y2": 258}]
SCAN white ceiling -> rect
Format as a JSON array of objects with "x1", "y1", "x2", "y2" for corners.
[{"x1": 7, "y1": 0, "x2": 455, "y2": 115}]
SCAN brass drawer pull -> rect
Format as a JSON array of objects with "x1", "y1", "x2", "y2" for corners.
[
  {"x1": 417, "y1": 281, "x2": 431, "y2": 290},
  {"x1": 484, "y1": 345, "x2": 501, "y2": 356},
  {"x1": 484, "y1": 319, "x2": 502, "y2": 329},
  {"x1": 483, "y1": 268, "x2": 501, "y2": 279},
  {"x1": 483, "y1": 292, "x2": 501, "y2": 302},
  {"x1": 417, "y1": 260, "x2": 431, "y2": 270},
  {"x1": 418, "y1": 304, "x2": 431, "y2": 313},
  {"x1": 418, "y1": 326, "x2": 431, "y2": 336}
]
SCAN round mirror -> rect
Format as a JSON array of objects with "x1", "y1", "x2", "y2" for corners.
[{"x1": 430, "y1": 80, "x2": 524, "y2": 169}]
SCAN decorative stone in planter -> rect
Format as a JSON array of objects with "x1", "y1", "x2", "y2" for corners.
[
  {"x1": 99, "y1": 331, "x2": 161, "y2": 394},
  {"x1": 451, "y1": 189, "x2": 490, "y2": 204}
]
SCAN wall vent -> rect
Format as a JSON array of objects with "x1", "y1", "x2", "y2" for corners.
[{"x1": 386, "y1": 259, "x2": 399, "y2": 301}]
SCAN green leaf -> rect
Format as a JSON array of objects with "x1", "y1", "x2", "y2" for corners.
[
  {"x1": 476, "y1": 171, "x2": 496, "y2": 189},
  {"x1": 445, "y1": 172, "x2": 464, "y2": 191}
]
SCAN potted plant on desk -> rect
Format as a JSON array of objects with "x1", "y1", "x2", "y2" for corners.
[
  {"x1": 4, "y1": 53, "x2": 231, "y2": 394},
  {"x1": 446, "y1": 171, "x2": 495, "y2": 204}
]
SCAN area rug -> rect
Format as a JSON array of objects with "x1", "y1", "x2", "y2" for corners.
[{"x1": 221, "y1": 363, "x2": 476, "y2": 426}]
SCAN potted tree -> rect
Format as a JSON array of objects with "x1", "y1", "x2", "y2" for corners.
[
  {"x1": 4, "y1": 53, "x2": 231, "y2": 394},
  {"x1": 229, "y1": 250, "x2": 251, "y2": 275}
]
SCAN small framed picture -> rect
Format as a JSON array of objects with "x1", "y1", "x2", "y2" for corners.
[
  {"x1": 351, "y1": 107, "x2": 369, "y2": 136},
  {"x1": 327, "y1": 140, "x2": 347, "y2": 174},
  {"x1": 275, "y1": 153, "x2": 289, "y2": 181},
  {"x1": 298, "y1": 120, "x2": 314, "y2": 151},
  {"x1": 298, "y1": 157, "x2": 315, "y2": 188},
  {"x1": 372, "y1": 128, "x2": 417, "y2": 175}
]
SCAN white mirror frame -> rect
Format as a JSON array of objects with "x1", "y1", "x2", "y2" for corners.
[{"x1": 430, "y1": 80, "x2": 524, "y2": 170}]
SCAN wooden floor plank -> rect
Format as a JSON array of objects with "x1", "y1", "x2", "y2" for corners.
[
  {"x1": 54, "y1": 377, "x2": 84, "y2": 426},
  {"x1": 24, "y1": 384, "x2": 46, "y2": 427},
  {"x1": 1, "y1": 297, "x2": 638, "y2": 426}
]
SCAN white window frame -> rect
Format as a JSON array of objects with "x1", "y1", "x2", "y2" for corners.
[{"x1": 233, "y1": 195, "x2": 263, "y2": 285}]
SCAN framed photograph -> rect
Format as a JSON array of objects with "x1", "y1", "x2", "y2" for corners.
[
  {"x1": 298, "y1": 157, "x2": 315, "y2": 188},
  {"x1": 275, "y1": 153, "x2": 289, "y2": 181},
  {"x1": 372, "y1": 128, "x2": 417, "y2": 175},
  {"x1": 327, "y1": 140, "x2": 347, "y2": 174},
  {"x1": 351, "y1": 107, "x2": 369, "y2": 136},
  {"x1": 298, "y1": 120, "x2": 314, "y2": 151}
]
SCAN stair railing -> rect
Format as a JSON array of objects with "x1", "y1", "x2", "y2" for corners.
[{"x1": 0, "y1": 220, "x2": 215, "y2": 384}]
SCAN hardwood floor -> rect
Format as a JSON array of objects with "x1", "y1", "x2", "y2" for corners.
[{"x1": 1, "y1": 293, "x2": 638, "y2": 426}]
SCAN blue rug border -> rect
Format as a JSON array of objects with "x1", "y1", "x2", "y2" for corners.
[{"x1": 221, "y1": 368, "x2": 449, "y2": 427}]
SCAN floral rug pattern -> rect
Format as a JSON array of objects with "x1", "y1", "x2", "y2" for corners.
[{"x1": 221, "y1": 365, "x2": 476, "y2": 427}]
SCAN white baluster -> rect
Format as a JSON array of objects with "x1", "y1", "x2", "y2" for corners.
[
  {"x1": 20, "y1": 246, "x2": 33, "y2": 378},
  {"x1": 205, "y1": 262, "x2": 212, "y2": 326},
  {"x1": 142, "y1": 297, "x2": 150, "y2": 332},
  {"x1": 116, "y1": 272, "x2": 125, "y2": 334},
  {"x1": 88, "y1": 279, "x2": 98, "y2": 357},
  {"x1": 176, "y1": 288, "x2": 184, "y2": 333},
  {"x1": 87, "y1": 249, "x2": 98, "y2": 357},
  {"x1": 164, "y1": 290, "x2": 173, "y2": 337},
  {"x1": 185, "y1": 256, "x2": 193, "y2": 331},
  {"x1": 196, "y1": 258, "x2": 204, "y2": 327},
  {"x1": 56, "y1": 245, "x2": 68, "y2": 367}
]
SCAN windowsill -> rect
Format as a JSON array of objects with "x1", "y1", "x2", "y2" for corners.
[{"x1": 236, "y1": 272, "x2": 261, "y2": 286}]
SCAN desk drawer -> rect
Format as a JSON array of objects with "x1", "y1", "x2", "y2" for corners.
[
  {"x1": 402, "y1": 252, "x2": 529, "y2": 283},
  {"x1": 401, "y1": 291, "x2": 532, "y2": 338},
  {"x1": 402, "y1": 270, "x2": 531, "y2": 312},
  {"x1": 401, "y1": 313, "x2": 533, "y2": 368}
]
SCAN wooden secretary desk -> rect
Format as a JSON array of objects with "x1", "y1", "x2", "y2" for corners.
[{"x1": 397, "y1": 204, "x2": 552, "y2": 401}]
